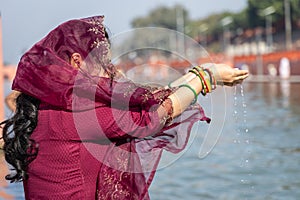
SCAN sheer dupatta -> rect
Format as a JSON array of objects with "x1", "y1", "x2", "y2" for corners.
[{"x1": 12, "y1": 16, "x2": 210, "y2": 200}]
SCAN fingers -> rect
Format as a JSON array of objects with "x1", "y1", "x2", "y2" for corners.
[
  {"x1": 234, "y1": 73, "x2": 249, "y2": 81},
  {"x1": 240, "y1": 73, "x2": 249, "y2": 80},
  {"x1": 240, "y1": 70, "x2": 249, "y2": 76},
  {"x1": 224, "y1": 79, "x2": 244, "y2": 87},
  {"x1": 224, "y1": 73, "x2": 248, "y2": 87},
  {"x1": 234, "y1": 69, "x2": 249, "y2": 77}
]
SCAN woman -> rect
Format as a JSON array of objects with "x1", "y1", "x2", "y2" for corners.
[{"x1": 1, "y1": 16, "x2": 248, "y2": 199}]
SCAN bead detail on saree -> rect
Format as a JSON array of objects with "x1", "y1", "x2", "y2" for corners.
[
  {"x1": 88, "y1": 27, "x2": 102, "y2": 35},
  {"x1": 91, "y1": 38, "x2": 107, "y2": 49},
  {"x1": 97, "y1": 169, "x2": 138, "y2": 200},
  {"x1": 86, "y1": 16, "x2": 104, "y2": 27},
  {"x1": 141, "y1": 93, "x2": 151, "y2": 103}
]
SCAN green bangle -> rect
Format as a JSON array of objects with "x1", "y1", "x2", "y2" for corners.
[
  {"x1": 189, "y1": 69, "x2": 203, "y2": 83},
  {"x1": 179, "y1": 84, "x2": 198, "y2": 104},
  {"x1": 168, "y1": 82, "x2": 172, "y2": 88},
  {"x1": 189, "y1": 68, "x2": 206, "y2": 96}
]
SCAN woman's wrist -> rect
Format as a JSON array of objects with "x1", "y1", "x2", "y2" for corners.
[
  {"x1": 202, "y1": 63, "x2": 223, "y2": 85},
  {"x1": 171, "y1": 65, "x2": 216, "y2": 97},
  {"x1": 203, "y1": 68, "x2": 217, "y2": 90},
  {"x1": 190, "y1": 65, "x2": 216, "y2": 95}
]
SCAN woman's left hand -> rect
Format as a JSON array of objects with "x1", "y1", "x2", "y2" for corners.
[{"x1": 210, "y1": 64, "x2": 249, "y2": 86}]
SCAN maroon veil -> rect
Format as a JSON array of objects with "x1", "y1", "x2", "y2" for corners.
[{"x1": 12, "y1": 16, "x2": 210, "y2": 199}]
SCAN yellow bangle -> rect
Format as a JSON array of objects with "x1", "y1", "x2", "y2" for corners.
[
  {"x1": 198, "y1": 70, "x2": 211, "y2": 94},
  {"x1": 202, "y1": 70, "x2": 212, "y2": 93},
  {"x1": 193, "y1": 66, "x2": 212, "y2": 95},
  {"x1": 188, "y1": 68, "x2": 205, "y2": 88}
]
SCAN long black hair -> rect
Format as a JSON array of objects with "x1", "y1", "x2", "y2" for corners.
[{"x1": 0, "y1": 93, "x2": 40, "y2": 182}]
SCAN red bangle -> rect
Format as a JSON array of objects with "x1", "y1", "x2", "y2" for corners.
[
  {"x1": 204, "y1": 68, "x2": 216, "y2": 90},
  {"x1": 193, "y1": 66, "x2": 210, "y2": 95},
  {"x1": 198, "y1": 70, "x2": 210, "y2": 94}
]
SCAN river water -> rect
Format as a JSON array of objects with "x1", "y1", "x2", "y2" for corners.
[{"x1": 1, "y1": 81, "x2": 300, "y2": 200}]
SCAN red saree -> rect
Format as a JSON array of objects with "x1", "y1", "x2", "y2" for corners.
[{"x1": 12, "y1": 16, "x2": 210, "y2": 199}]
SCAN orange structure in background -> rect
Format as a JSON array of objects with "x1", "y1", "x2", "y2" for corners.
[{"x1": 233, "y1": 50, "x2": 300, "y2": 75}]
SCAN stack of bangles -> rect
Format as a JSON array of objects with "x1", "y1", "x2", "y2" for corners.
[{"x1": 177, "y1": 65, "x2": 217, "y2": 104}]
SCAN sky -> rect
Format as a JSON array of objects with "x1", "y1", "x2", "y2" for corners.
[{"x1": 0, "y1": 0, "x2": 247, "y2": 64}]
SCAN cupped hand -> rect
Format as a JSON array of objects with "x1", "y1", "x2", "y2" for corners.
[{"x1": 208, "y1": 63, "x2": 249, "y2": 86}]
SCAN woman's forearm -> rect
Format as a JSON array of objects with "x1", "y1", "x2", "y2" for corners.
[
  {"x1": 168, "y1": 73, "x2": 203, "y2": 118},
  {"x1": 166, "y1": 71, "x2": 196, "y2": 88},
  {"x1": 157, "y1": 71, "x2": 203, "y2": 124}
]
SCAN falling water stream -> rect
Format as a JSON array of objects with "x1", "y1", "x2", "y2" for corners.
[{"x1": 233, "y1": 84, "x2": 254, "y2": 198}]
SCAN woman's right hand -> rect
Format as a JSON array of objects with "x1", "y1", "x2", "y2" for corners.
[{"x1": 209, "y1": 63, "x2": 249, "y2": 86}]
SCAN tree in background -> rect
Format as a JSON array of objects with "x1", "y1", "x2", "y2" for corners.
[
  {"x1": 290, "y1": 0, "x2": 300, "y2": 26},
  {"x1": 131, "y1": 0, "x2": 300, "y2": 53},
  {"x1": 131, "y1": 5, "x2": 190, "y2": 30}
]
